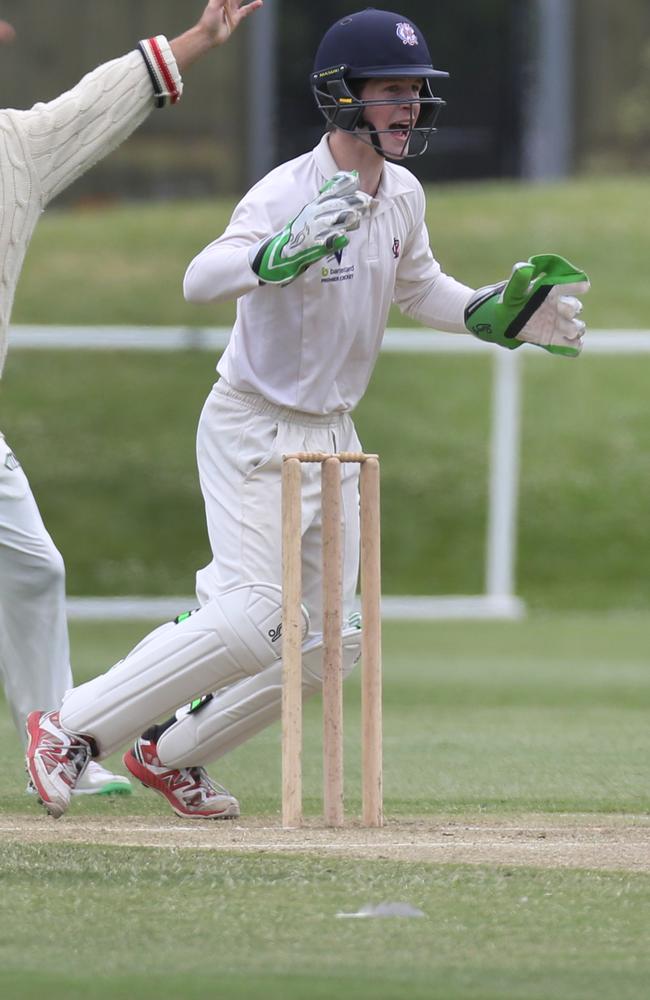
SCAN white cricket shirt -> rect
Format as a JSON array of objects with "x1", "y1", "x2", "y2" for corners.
[{"x1": 184, "y1": 134, "x2": 474, "y2": 415}]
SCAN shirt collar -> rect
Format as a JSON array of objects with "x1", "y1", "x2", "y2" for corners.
[
  {"x1": 313, "y1": 133, "x2": 341, "y2": 180},
  {"x1": 312, "y1": 133, "x2": 414, "y2": 214}
]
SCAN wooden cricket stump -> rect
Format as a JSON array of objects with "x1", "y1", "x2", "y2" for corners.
[{"x1": 281, "y1": 452, "x2": 383, "y2": 829}]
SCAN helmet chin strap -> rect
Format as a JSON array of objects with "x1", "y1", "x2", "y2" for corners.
[
  {"x1": 350, "y1": 119, "x2": 385, "y2": 157},
  {"x1": 355, "y1": 120, "x2": 397, "y2": 160},
  {"x1": 354, "y1": 107, "x2": 428, "y2": 161}
]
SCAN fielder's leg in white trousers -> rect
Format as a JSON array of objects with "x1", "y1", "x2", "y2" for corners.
[
  {"x1": 1, "y1": 437, "x2": 132, "y2": 795},
  {"x1": 0, "y1": 437, "x2": 72, "y2": 743}
]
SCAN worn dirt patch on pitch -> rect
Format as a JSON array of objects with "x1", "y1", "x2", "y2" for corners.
[{"x1": 2, "y1": 813, "x2": 650, "y2": 871}]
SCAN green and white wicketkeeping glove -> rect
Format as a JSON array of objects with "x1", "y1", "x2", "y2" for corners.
[
  {"x1": 464, "y1": 254, "x2": 590, "y2": 357},
  {"x1": 249, "y1": 171, "x2": 372, "y2": 286}
]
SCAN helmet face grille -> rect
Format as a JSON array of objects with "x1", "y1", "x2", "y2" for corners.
[
  {"x1": 311, "y1": 72, "x2": 446, "y2": 161},
  {"x1": 311, "y1": 10, "x2": 448, "y2": 159}
]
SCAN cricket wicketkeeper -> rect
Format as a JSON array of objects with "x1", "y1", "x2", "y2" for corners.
[{"x1": 25, "y1": 7, "x2": 589, "y2": 821}]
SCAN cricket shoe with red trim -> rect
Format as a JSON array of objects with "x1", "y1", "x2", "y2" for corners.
[
  {"x1": 25, "y1": 710, "x2": 93, "y2": 818},
  {"x1": 123, "y1": 738, "x2": 240, "y2": 820}
]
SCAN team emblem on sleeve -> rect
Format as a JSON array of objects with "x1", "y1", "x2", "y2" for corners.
[{"x1": 396, "y1": 22, "x2": 419, "y2": 46}]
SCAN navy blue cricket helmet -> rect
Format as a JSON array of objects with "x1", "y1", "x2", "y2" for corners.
[{"x1": 311, "y1": 8, "x2": 449, "y2": 159}]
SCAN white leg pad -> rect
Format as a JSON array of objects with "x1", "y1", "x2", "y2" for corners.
[
  {"x1": 60, "y1": 583, "x2": 308, "y2": 757},
  {"x1": 157, "y1": 627, "x2": 362, "y2": 768}
]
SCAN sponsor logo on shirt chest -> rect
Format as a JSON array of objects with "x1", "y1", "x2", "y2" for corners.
[
  {"x1": 319, "y1": 235, "x2": 401, "y2": 284},
  {"x1": 321, "y1": 263, "x2": 356, "y2": 283}
]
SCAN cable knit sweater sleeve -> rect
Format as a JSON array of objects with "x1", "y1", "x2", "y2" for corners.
[
  {"x1": 0, "y1": 37, "x2": 182, "y2": 379},
  {"x1": 15, "y1": 36, "x2": 182, "y2": 206}
]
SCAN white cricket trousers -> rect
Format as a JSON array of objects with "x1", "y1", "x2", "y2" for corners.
[
  {"x1": 195, "y1": 379, "x2": 362, "y2": 633},
  {"x1": 0, "y1": 434, "x2": 72, "y2": 742}
]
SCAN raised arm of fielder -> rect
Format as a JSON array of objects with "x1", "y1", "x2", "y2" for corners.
[
  {"x1": 0, "y1": 0, "x2": 261, "y2": 376},
  {"x1": 170, "y1": 0, "x2": 262, "y2": 70},
  {"x1": 5, "y1": 0, "x2": 262, "y2": 206}
]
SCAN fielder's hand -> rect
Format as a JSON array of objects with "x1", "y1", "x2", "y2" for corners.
[
  {"x1": 250, "y1": 171, "x2": 372, "y2": 286},
  {"x1": 465, "y1": 254, "x2": 590, "y2": 357},
  {"x1": 0, "y1": 20, "x2": 16, "y2": 44},
  {"x1": 171, "y1": 0, "x2": 262, "y2": 70},
  {"x1": 199, "y1": 0, "x2": 263, "y2": 47}
]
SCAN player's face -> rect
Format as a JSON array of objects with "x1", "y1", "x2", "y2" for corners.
[{"x1": 359, "y1": 77, "x2": 423, "y2": 158}]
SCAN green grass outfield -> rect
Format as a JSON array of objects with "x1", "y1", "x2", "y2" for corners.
[{"x1": 2, "y1": 615, "x2": 650, "y2": 999}]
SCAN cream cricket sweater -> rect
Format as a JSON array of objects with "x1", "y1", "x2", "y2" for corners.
[{"x1": 0, "y1": 36, "x2": 181, "y2": 379}]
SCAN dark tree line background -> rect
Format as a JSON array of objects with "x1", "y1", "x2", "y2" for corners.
[{"x1": 0, "y1": 0, "x2": 647, "y2": 201}]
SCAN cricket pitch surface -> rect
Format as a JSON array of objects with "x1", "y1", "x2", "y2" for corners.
[{"x1": 2, "y1": 813, "x2": 650, "y2": 872}]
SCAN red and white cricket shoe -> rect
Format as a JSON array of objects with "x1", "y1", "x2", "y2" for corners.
[
  {"x1": 123, "y1": 738, "x2": 240, "y2": 820},
  {"x1": 25, "y1": 710, "x2": 93, "y2": 819}
]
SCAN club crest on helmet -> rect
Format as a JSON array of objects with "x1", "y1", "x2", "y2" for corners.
[{"x1": 396, "y1": 22, "x2": 418, "y2": 46}]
